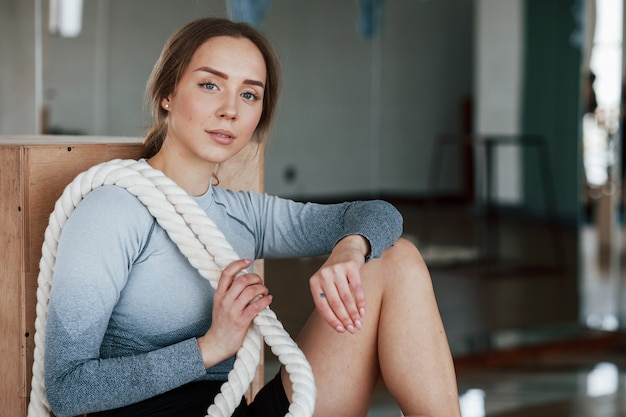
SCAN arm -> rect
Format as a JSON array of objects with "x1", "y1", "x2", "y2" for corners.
[
  {"x1": 271, "y1": 198, "x2": 403, "y2": 333},
  {"x1": 212, "y1": 189, "x2": 403, "y2": 260},
  {"x1": 220, "y1": 191, "x2": 403, "y2": 334},
  {"x1": 44, "y1": 187, "x2": 208, "y2": 416}
]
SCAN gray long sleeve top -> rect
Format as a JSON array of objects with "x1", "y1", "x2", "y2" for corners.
[{"x1": 44, "y1": 182, "x2": 402, "y2": 416}]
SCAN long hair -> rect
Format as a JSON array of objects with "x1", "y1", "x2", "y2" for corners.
[{"x1": 142, "y1": 17, "x2": 282, "y2": 159}]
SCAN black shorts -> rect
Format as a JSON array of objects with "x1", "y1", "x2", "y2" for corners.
[{"x1": 88, "y1": 372, "x2": 289, "y2": 417}]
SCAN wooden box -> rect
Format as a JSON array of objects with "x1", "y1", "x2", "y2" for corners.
[{"x1": 0, "y1": 136, "x2": 264, "y2": 417}]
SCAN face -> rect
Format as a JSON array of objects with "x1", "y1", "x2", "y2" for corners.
[{"x1": 161, "y1": 36, "x2": 266, "y2": 166}]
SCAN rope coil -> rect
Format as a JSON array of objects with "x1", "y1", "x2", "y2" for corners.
[{"x1": 27, "y1": 159, "x2": 316, "y2": 417}]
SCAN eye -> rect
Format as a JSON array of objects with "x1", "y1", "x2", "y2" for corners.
[
  {"x1": 242, "y1": 91, "x2": 259, "y2": 101},
  {"x1": 200, "y1": 82, "x2": 217, "y2": 90}
]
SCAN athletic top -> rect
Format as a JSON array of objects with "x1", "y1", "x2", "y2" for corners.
[{"x1": 44, "y1": 176, "x2": 402, "y2": 416}]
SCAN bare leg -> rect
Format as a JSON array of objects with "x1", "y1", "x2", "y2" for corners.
[{"x1": 281, "y1": 238, "x2": 461, "y2": 417}]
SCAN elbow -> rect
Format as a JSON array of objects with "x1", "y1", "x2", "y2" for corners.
[
  {"x1": 390, "y1": 203, "x2": 404, "y2": 238},
  {"x1": 45, "y1": 374, "x2": 83, "y2": 417},
  {"x1": 377, "y1": 200, "x2": 403, "y2": 238},
  {"x1": 45, "y1": 386, "x2": 71, "y2": 417}
]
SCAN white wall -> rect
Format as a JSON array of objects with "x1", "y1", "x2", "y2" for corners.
[
  {"x1": 474, "y1": 0, "x2": 524, "y2": 204},
  {"x1": 265, "y1": 0, "x2": 474, "y2": 198},
  {"x1": 40, "y1": 0, "x2": 227, "y2": 136},
  {"x1": 262, "y1": 0, "x2": 377, "y2": 197},
  {"x1": 0, "y1": 0, "x2": 38, "y2": 134}
]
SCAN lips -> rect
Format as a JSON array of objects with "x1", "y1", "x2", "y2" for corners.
[{"x1": 207, "y1": 129, "x2": 235, "y2": 145}]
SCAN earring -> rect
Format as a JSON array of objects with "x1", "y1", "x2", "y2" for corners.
[{"x1": 164, "y1": 103, "x2": 170, "y2": 109}]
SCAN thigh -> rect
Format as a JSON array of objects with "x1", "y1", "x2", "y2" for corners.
[{"x1": 285, "y1": 256, "x2": 388, "y2": 417}]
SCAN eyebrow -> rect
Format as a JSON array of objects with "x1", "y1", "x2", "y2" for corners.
[{"x1": 194, "y1": 66, "x2": 265, "y2": 89}]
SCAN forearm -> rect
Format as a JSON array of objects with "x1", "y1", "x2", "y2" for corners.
[
  {"x1": 45, "y1": 336, "x2": 206, "y2": 416},
  {"x1": 257, "y1": 195, "x2": 403, "y2": 260}
]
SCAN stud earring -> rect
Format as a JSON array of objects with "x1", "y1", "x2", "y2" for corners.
[{"x1": 164, "y1": 103, "x2": 170, "y2": 109}]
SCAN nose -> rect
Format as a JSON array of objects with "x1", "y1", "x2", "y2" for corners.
[{"x1": 217, "y1": 92, "x2": 237, "y2": 120}]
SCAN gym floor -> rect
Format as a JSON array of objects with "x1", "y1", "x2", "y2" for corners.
[{"x1": 263, "y1": 201, "x2": 624, "y2": 416}]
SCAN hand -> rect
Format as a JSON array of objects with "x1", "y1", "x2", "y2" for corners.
[
  {"x1": 309, "y1": 235, "x2": 369, "y2": 334},
  {"x1": 197, "y1": 259, "x2": 272, "y2": 368}
]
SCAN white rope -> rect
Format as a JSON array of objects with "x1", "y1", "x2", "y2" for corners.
[{"x1": 27, "y1": 159, "x2": 316, "y2": 417}]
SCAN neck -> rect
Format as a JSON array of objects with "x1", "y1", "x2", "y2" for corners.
[{"x1": 147, "y1": 152, "x2": 217, "y2": 196}]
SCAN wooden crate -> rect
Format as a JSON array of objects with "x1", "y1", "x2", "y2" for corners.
[{"x1": 0, "y1": 136, "x2": 264, "y2": 417}]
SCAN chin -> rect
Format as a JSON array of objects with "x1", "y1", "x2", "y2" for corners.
[
  {"x1": 198, "y1": 151, "x2": 238, "y2": 165},
  {"x1": 203, "y1": 146, "x2": 247, "y2": 163}
]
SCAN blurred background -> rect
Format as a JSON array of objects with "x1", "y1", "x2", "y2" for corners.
[{"x1": 2, "y1": 0, "x2": 626, "y2": 415}]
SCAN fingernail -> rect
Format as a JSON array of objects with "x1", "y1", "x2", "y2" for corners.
[
  {"x1": 336, "y1": 325, "x2": 346, "y2": 333},
  {"x1": 347, "y1": 324, "x2": 355, "y2": 334},
  {"x1": 244, "y1": 259, "x2": 253, "y2": 265},
  {"x1": 360, "y1": 308, "x2": 366, "y2": 317},
  {"x1": 355, "y1": 319, "x2": 363, "y2": 330}
]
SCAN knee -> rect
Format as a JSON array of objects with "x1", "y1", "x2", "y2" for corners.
[
  {"x1": 379, "y1": 237, "x2": 430, "y2": 277},
  {"x1": 370, "y1": 237, "x2": 437, "y2": 299},
  {"x1": 386, "y1": 237, "x2": 425, "y2": 263}
]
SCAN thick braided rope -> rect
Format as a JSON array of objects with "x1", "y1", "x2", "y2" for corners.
[{"x1": 27, "y1": 159, "x2": 316, "y2": 417}]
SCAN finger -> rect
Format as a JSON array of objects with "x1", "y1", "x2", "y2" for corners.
[
  {"x1": 236, "y1": 279, "x2": 269, "y2": 305},
  {"x1": 241, "y1": 293, "x2": 273, "y2": 323},
  {"x1": 217, "y1": 278, "x2": 268, "y2": 330},
  {"x1": 346, "y1": 268, "x2": 366, "y2": 324},
  {"x1": 217, "y1": 274, "x2": 264, "y2": 312},
  {"x1": 313, "y1": 291, "x2": 345, "y2": 333},
  {"x1": 229, "y1": 273, "x2": 265, "y2": 297},
  {"x1": 229, "y1": 282, "x2": 270, "y2": 330},
  {"x1": 216, "y1": 259, "x2": 253, "y2": 294},
  {"x1": 313, "y1": 285, "x2": 353, "y2": 333},
  {"x1": 331, "y1": 281, "x2": 362, "y2": 333}
]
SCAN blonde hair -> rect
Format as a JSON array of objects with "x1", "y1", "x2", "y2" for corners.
[{"x1": 142, "y1": 17, "x2": 282, "y2": 159}]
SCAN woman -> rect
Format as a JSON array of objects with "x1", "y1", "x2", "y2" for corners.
[{"x1": 44, "y1": 17, "x2": 461, "y2": 417}]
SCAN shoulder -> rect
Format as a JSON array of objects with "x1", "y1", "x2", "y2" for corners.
[
  {"x1": 65, "y1": 185, "x2": 154, "y2": 234},
  {"x1": 211, "y1": 187, "x2": 306, "y2": 219},
  {"x1": 211, "y1": 187, "x2": 268, "y2": 213},
  {"x1": 80, "y1": 184, "x2": 151, "y2": 214}
]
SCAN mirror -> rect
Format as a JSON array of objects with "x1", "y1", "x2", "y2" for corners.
[{"x1": 32, "y1": 0, "x2": 615, "y2": 355}]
